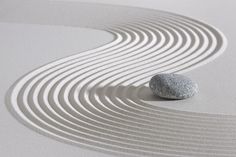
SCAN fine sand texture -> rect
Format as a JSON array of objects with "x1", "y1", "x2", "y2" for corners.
[{"x1": 1, "y1": 0, "x2": 236, "y2": 157}]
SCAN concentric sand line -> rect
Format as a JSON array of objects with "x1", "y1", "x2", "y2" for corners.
[{"x1": 6, "y1": 3, "x2": 234, "y2": 157}]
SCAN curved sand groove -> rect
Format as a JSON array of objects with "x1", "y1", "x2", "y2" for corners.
[{"x1": 6, "y1": 3, "x2": 234, "y2": 157}]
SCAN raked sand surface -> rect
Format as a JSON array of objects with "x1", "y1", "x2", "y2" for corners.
[{"x1": 1, "y1": 0, "x2": 236, "y2": 157}]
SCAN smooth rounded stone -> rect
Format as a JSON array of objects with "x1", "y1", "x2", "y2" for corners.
[{"x1": 149, "y1": 74, "x2": 198, "y2": 100}]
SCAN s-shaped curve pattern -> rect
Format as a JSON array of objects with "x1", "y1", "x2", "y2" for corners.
[{"x1": 6, "y1": 2, "x2": 234, "y2": 157}]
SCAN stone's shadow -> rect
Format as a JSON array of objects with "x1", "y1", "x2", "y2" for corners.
[
  {"x1": 137, "y1": 86, "x2": 173, "y2": 102},
  {"x1": 95, "y1": 85, "x2": 173, "y2": 102}
]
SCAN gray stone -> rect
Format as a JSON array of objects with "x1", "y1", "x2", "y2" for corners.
[{"x1": 149, "y1": 73, "x2": 198, "y2": 100}]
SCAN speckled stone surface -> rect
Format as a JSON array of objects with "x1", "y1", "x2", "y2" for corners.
[{"x1": 149, "y1": 74, "x2": 198, "y2": 100}]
